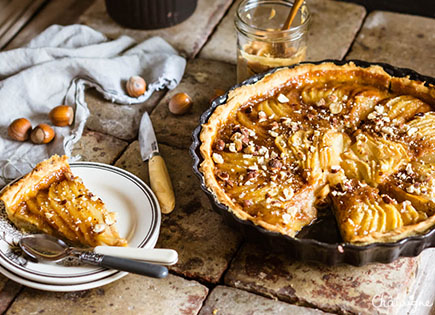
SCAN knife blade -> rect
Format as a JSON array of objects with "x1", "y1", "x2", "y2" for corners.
[{"x1": 139, "y1": 112, "x2": 175, "y2": 214}]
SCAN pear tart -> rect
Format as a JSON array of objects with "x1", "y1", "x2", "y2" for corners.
[
  {"x1": 0, "y1": 155, "x2": 127, "y2": 247},
  {"x1": 200, "y1": 62, "x2": 435, "y2": 245}
]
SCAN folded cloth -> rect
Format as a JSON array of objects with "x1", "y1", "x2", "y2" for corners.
[{"x1": 0, "y1": 24, "x2": 186, "y2": 187}]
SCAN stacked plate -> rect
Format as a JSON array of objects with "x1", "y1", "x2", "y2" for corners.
[{"x1": 0, "y1": 162, "x2": 161, "y2": 291}]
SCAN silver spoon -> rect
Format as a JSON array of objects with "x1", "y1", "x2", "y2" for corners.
[
  {"x1": 19, "y1": 234, "x2": 178, "y2": 265},
  {"x1": 18, "y1": 234, "x2": 168, "y2": 279}
]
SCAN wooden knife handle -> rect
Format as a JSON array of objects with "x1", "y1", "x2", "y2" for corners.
[{"x1": 149, "y1": 154, "x2": 175, "y2": 214}]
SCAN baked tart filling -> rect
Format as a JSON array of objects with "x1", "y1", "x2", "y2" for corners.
[
  {"x1": 200, "y1": 62, "x2": 435, "y2": 245},
  {"x1": 0, "y1": 155, "x2": 127, "y2": 247}
]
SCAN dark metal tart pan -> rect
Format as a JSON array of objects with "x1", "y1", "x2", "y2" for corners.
[{"x1": 190, "y1": 59, "x2": 435, "y2": 266}]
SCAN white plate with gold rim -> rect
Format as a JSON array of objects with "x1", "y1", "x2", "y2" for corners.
[{"x1": 0, "y1": 162, "x2": 160, "y2": 286}]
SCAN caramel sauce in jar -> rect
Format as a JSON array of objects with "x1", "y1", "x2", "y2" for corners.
[{"x1": 235, "y1": 0, "x2": 311, "y2": 82}]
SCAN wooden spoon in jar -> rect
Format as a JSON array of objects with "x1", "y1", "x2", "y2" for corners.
[
  {"x1": 272, "y1": 0, "x2": 304, "y2": 55},
  {"x1": 282, "y1": 0, "x2": 305, "y2": 30}
]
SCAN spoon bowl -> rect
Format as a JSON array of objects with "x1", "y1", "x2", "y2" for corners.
[{"x1": 19, "y1": 234, "x2": 71, "y2": 262}]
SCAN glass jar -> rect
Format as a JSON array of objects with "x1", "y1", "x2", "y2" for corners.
[{"x1": 235, "y1": 0, "x2": 311, "y2": 82}]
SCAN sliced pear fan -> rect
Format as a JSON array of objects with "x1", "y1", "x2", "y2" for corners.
[
  {"x1": 407, "y1": 113, "x2": 435, "y2": 163},
  {"x1": 331, "y1": 182, "x2": 426, "y2": 243},
  {"x1": 341, "y1": 131, "x2": 410, "y2": 186},
  {"x1": 301, "y1": 83, "x2": 390, "y2": 126},
  {"x1": 382, "y1": 162, "x2": 435, "y2": 215},
  {"x1": 381, "y1": 95, "x2": 431, "y2": 124}
]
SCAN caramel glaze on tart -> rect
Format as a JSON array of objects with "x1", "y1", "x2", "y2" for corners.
[
  {"x1": 200, "y1": 62, "x2": 435, "y2": 245},
  {"x1": 0, "y1": 155, "x2": 127, "y2": 247}
]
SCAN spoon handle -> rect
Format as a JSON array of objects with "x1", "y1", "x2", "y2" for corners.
[
  {"x1": 94, "y1": 246, "x2": 178, "y2": 265},
  {"x1": 79, "y1": 252, "x2": 168, "y2": 278}
]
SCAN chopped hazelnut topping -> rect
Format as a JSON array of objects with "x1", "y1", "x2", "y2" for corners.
[
  {"x1": 328, "y1": 94, "x2": 338, "y2": 102},
  {"x1": 283, "y1": 187, "x2": 294, "y2": 200},
  {"x1": 247, "y1": 169, "x2": 259, "y2": 180},
  {"x1": 381, "y1": 194, "x2": 394, "y2": 204},
  {"x1": 215, "y1": 139, "x2": 225, "y2": 151},
  {"x1": 269, "y1": 158, "x2": 283, "y2": 171},
  {"x1": 93, "y1": 224, "x2": 106, "y2": 234},
  {"x1": 329, "y1": 102, "x2": 343, "y2": 114},
  {"x1": 367, "y1": 112, "x2": 377, "y2": 120},
  {"x1": 104, "y1": 213, "x2": 117, "y2": 226},
  {"x1": 374, "y1": 105, "x2": 384, "y2": 114},
  {"x1": 258, "y1": 111, "x2": 267, "y2": 122},
  {"x1": 277, "y1": 94, "x2": 290, "y2": 103},
  {"x1": 248, "y1": 164, "x2": 259, "y2": 171},
  {"x1": 381, "y1": 126, "x2": 394, "y2": 135},
  {"x1": 316, "y1": 99, "x2": 326, "y2": 106},
  {"x1": 234, "y1": 139, "x2": 243, "y2": 151},
  {"x1": 216, "y1": 171, "x2": 230, "y2": 181},
  {"x1": 228, "y1": 143, "x2": 237, "y2": 152},
  {"x1": 331, "y1": 165, "x2": 341, "y2": 173},
  {"x1": 407, "y1": 127, "x2": 418, "y2": 136},
  {"x1": 212, "y1": 153, "x2": 224, "y2": 164},
  {"x1": 244, "y1": 145, "x2": 256, "y2": 154},
  {"x1": 270, "y1": 121, "x2": 279, "y2": 130},
  {"x1": 243, "y1": 200, "x2": 253, "y2": 207},
  {"x1": 268, "y1": 130, "x2": 279, "y2": 137},
  {"x1": 231, "y1": 132, "x2": 243, "y2": 142},
  {"x1": 282, "y1": 213, "x2": 291, "y2": 223}
]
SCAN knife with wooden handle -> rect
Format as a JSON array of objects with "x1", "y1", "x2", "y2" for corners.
[{"x1": 139, "y1": 112, "x2": 175, "y2": 213}]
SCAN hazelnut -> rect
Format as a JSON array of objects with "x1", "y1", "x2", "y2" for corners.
[
  {"x1": 8, "y1": 118, "x2": 32, "y2": 141},
  {"x1": 126, "y1": 76, "x2": 146, "y2": 97},
  {"x1": 49, "y1": 105, "x2": 74, "y2": 127},
  {"x1": 30, "y1": 124, "x2": 55, "y2": 144},
  {"x1": 169, "y1": 92, "x2": 192, "y2": 115}
]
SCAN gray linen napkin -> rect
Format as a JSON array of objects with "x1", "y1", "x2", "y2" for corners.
[{"x1": 0, "y1": 24, "x2": 186, "y2": 187}]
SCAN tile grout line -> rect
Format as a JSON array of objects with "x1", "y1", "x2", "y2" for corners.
[
  {"x1": 195, "y1": 239, "x2": 245, "y2": 313},
  {"x1": 1, "y1": 281, "x2": 24, "y2": 314},
  {"x1": 342, "y1": 8, "x2": 369, "y2": 61},
  {"x1": 0, "y1": 0, "x2": 49, "y2": 51},
  {"x1": 193, "y1": 0, "x2": 236, "y2": 59}
]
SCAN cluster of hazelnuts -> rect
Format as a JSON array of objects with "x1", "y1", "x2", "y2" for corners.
[
  {"x1": 9, "y1": 75, "x2": 199, "y2": 145},
  {"x1": 8, "y1": 105, "x2": 74, "y2": 144},
  {"x1": 126, "y1": 76, "x2": 193, "y2": 115}
]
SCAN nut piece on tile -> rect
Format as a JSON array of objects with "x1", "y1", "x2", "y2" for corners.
[
  {"x1": 126, "y1": 75, "x2": 147, "y2": 97},
  {"x1": 30, "y1": 124, "x2": 55, "y2": 144},
  {"x1": 49, "y1": 105, "x2": 74, "y2": 127},
  {"x1": 169, "y1": 92, "x2": 193, "y2": 115},
  {"x1": 8, "y1": 118, "x2": 32, "y2": 141}
]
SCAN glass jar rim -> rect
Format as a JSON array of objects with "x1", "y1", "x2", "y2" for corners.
[{"x1": 235, "y1": 0, "x2": 311, "y2": 36}]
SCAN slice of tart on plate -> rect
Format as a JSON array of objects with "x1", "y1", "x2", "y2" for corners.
[{"x1": 0, "y1": 155, "x2": 127, "y2": 247}]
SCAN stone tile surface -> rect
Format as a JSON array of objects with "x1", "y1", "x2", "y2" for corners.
[
  {"x1": 85, "y1": 88, "x2": 165, "y2": 141},
  {"x1": 0, "y1": 278, "x2": 21, "y2": 314},
  {"x1": 115, "y1": 142, "x2": 242, "y2": 283},
  {"x1": 6, "y1": 274, "x2": 208, "y2": 315},
  {"x1": 347, "y1": 11, "x2": 435, "y2": 77},
  {"x1": 79, "y1": 0, "x2": 233, "y2": 58},
  {"x1": 5, "y1": 0, "x2": 95, "y2": 50},
  {"x1": 199, "y1": 0, "x2": 366, "y2": 64},
  {"x1": 225, "y1": 242, "x2": 417, "y2": 315},
  {"x1": 71, "y1": 129, "x2": 128, "y2": 164},
  {"x1": 151, "y1": 59, "x2": 236, "y2": 149},
  {"x1": 199, "y1": 286, "x2": 330, "y2": 315}
]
